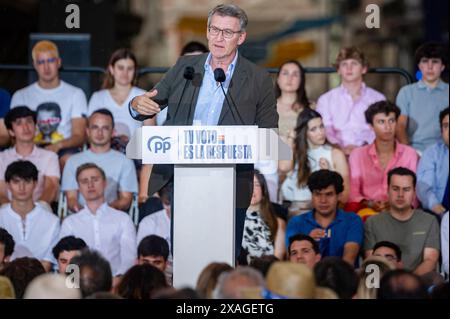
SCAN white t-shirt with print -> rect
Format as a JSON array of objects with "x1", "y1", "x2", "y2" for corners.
[
  {"x1": 88, "y1": 87, "x2": 146, "y2": 138},
  {"x1": 11, "y1": 80, "x2": 87, "y2": 144}
]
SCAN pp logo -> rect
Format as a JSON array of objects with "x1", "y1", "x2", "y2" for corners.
[{"x1": 148, "y1": 136, "x2": 171, "y2": 154}]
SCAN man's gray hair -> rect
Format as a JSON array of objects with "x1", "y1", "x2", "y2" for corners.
[
  {"x1": 213, "y1": 266, "x2": 264, "y2": 299},
  {"x1": 207, "y1": 4, "x2": 248, "y2": 31}
]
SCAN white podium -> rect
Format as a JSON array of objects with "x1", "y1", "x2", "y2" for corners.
[{"x1": 127, "y1": 126, "x2": 290, "y2": 288}]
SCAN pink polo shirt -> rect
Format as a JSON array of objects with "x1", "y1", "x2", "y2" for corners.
[
  {"x1": 349, "y1": 142, "x2": 419, "y2": 203},
  {"x1": 0, "y1": 146, "x2": 60, "y2": 201},
  {"x1": 316, "y1": 83, "x2": 385, "y2": 148}
]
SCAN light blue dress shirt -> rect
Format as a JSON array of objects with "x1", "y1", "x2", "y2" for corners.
[
  {"x1": 416, "y1": 140, "x2": 449, "y2": 210},
  {"x1": 192, "y1": 52, "x2": 238, "y2": 126}
]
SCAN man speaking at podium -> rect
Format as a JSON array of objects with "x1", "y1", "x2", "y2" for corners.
[{"x1": 129, "y1": 4, "x2": 278, "y2": 258}]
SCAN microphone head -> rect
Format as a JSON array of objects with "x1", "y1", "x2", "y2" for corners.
[
  {"x1": 183, "y1": 66, "x2": 195, "y2": 80},
  {"x1": 214, "y1": 68, "x2": 226, "y2": 83}
]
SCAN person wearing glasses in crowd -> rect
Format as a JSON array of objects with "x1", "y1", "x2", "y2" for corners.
[
  {"x1": 128, "y1": 4, "x2": 278, "y2": 258},
  {"x1": 8, "y1": 40, "x2": 88, "y2": 169}
]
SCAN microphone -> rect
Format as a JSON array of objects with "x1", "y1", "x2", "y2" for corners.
[
  {"x1": 172, "y1": 66, "x2": 195, "y2": 124},
  {"x1": 214, "y1": 68, "x2": 245, "y2": 125}
]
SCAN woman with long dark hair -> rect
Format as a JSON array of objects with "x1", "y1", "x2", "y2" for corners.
[
  {"x1": 275, "y1": 60, "x2": 311, "y2": 146},
  {"x1": 280, "y1": 109, "x2": 349, "y2": 216},
  {"x1": 241, "y1": 170, "x2": 286, "y2": 263}
]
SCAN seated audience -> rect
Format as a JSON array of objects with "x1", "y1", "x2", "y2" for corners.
[
  {"x1": 313, "y1": 256, "x2": 359, "y2": 299},
  {"x1": 70, "y1": 249, "x2": 112, "y2": 298},
  {"x1": 316, "y1": 46, "x2": 385, "y2": 156},
  {"x1": 10, "y1": 40, "x2": 88, "y2": 167},
  {"x1": 286, "y1": 170, "x2": 363, "y2": 266},
  {"x1": 370, "y1": 240, "x2": 403, "y2": 269},
  {"x1": 288, "y1": 233, "x2": 321, "y2": 269},
  {"x1": 195, "y1": 262, "x2": 233, "y2": 299},
  {"x1": 275, "y1": 60, "x2": 311, "y2": 146},
  {"x1": 396, "y1": 42, "x2": 448, "y2": 153},
  {"x1": 280, "y1": 109, "x2": 349, "y2": 215},
  {"x1": 62, "y1": 109, "x2": 138, "y2": 212},
  {"x1": 137, "y1": 235, "x2": 171, "y2": 285},
  {"x1": 355, "y1": 256, "x2": 394, "y2": 299},
  {"x1": 364, "y1": 167, "x2": 440, "y2": 275},
  {"x1": 416, "y1": 108, "x2": 449, "y2": 214},
  {"x1": 88, "y1": 48, "x2": 155, "y2": 152},
  {"x1": 23, "y1": 273, "x2": 81, "y2": 299},
  {"x1": 213, "y1": 266, "x2": 265, "y2": 299},
  {"x1": 348, "y1": 101, "x2": 419, "y2": 219},
  {"x1": 0, "y1": 257, "x2": 45, "y2": 299},
  {"x1": 0, "y1": 107, "x2": 60, "y2": 207},
  {"x1": 116, "y1": 264, "x2": 168, "y2": 299},
  {"x1": 0, "y1": 228, "x2": 15, "y2": 270},
  {"x1": 377, "y1": 269, "x2": 428, "y2": 299},
  {"x1": 59, "y1": 163, "x2": 136, "y2": 277},
  {"x1": 0, "y1": 161, "x2": 59, "y2": 271},
  {"x1": 241, "y1": 171, "x2": 286, "y2": 262},
  {"x1": 265, "y1": 261, "x2": 337, "y2": 299},
  {"x1": 52, "y1": 236, "x2": 87, "y2": 275}
]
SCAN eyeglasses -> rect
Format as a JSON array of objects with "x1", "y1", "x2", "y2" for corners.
[
  {"x1": 208, "y1": 25, "x2": 241, "y2": 39},
  {"x1": 36, "y1": 57, "x2": 58, "y2": 65}
]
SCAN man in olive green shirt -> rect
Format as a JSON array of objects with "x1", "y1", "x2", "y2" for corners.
[{"x1": 364, "y1": 167, "x2": 440, "y2": 275}]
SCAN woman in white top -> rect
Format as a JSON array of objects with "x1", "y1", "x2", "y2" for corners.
[
  {"x1": 241, "y1": 171, "x2": 286, "y2": 263},
  {"x1": 88, "y1": 49, "x2": 155, "y2": 203},
  {"x1": 88, "y1": 48, "x2": 155, "y2": 142},
  {"x1": 280, "y1": 109, "x2": 350, "y2": 216}
]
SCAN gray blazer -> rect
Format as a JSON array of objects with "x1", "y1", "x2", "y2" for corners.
[{"x1": 132, "y1": 53, "x2": 278, "y2": 208}]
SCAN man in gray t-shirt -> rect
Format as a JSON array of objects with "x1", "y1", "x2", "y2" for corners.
[{"x1": 364, "y1": 167, "x2": 440, "y2": 275}]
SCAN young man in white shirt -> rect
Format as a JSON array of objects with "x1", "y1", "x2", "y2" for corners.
[
  {"x1": 0, "y1": 106, "x2": 60, "y2": 208},
  {"x1": 0, "y1": 161, "x2": 60, "y2": 272},
  {"x1": 59, "y1": 162, "x2": 136, "y2": 278},
  {"x1": 62, "y1": 109, "x2": 138, "y2": 212},
  {"x1": 8, "y1": 40, "x2": 88, "y2": 168}
]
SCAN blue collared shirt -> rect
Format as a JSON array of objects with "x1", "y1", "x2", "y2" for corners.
[
  {"x1": 192, "y1": 52, "x2": 238, "y2": 126},
  {"x1": 417, "y1": 140, "x2": 449, "y2": 210},
  {"x1": 396, "y1": 80, "x2": 449, "y2": 153},
  {"x1": 286, "y1": 209, "x2": 363, "y2": 258}
]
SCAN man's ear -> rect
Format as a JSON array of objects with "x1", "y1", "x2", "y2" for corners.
[
  {"x1": 237, "y1": 31, "x2": 247, "y2": 46},
  {"x1": 7, "y1": 128, "x2": 15, "y2": 138},
  {"x1": 362, "y1": 65, "x2": 368, "y2": 75},
  {"x1": 4, "y1": 255, "x2": 11, "y2": 263}
]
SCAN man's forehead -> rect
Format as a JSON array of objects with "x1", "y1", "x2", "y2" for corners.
[
  {"x1": 313, "y1": 186, "x2": 336, "y2": 193},
  {"x1": 13, "y1": 116, "x2": 35, "y2": 123},
  {"x1": 210, "y1": 14, "x2": 240, "y2": 28},
  {"x1": 291, "y1": 240, "x2": 313, "y2": 249},
  {"x1": 390, "y1": 175, "x2": 414, "y2": 184}
]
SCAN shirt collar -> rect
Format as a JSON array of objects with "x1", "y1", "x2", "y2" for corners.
[
  {"x1": 306, "y1": 208, "x2": 344, "y2": 227},
  {"x1": 13, "y1": 145, "x2": 38, "y2": 159},
  {"x1": 7, "y1": 203, "x2": 38, "y2": 221},
  {"x1": 339, "y1": 82, "x2": 367, "y2": 95},
  {"x1": 368, "y1": 141, "x2": 404, "y2": 159},
  {"x1": 85, "y1": 202, "x2": 108, "y2": 217},
  {"x1": 204, "y1": 50, "x2": 239, "y2": 75},
  {"x1": 417, "y1": 80, "x2": 446, "y2": 91}
]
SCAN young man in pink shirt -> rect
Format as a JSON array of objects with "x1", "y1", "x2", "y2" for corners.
[
  {"x1": 316, "y1": 47, "x2": 385, "y2": 156},
  {"x1": 347, "y1": 101, "x2": 419, "y2": 220},
  {"x1": 0, "y1": 107, "x2": 60, "y2": 210}
]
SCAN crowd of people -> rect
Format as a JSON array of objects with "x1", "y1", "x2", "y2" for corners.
[{"x1": 0, "y1": 4, "x2": 448, "y2": 300}]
